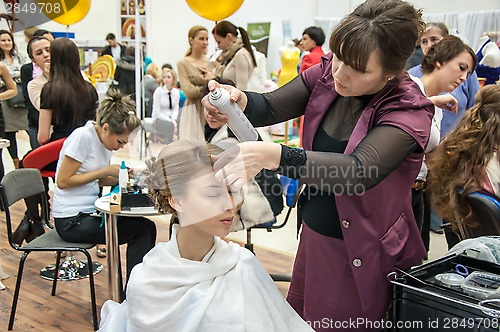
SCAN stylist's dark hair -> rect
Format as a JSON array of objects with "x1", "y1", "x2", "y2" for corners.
[
  {"x1": 421, "y1": 35, "x2": 477, "y2": 75},
  {"x1": 27, "y1": 36, "x2": 50, "y2": 59},
  {"x1": 33, "y1": 29, "x2": 55, "y2": 39},
  {"x1": 330, "y1": 0, "x2": 424, "y2": 75},
  {"x1": 213, "y1": 21, "x2": 257, "y2": 67},
  {"x1": 303, "y1": 26, "x2": 325, "y2": 46}
]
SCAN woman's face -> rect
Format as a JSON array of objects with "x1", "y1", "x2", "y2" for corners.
[
  {"x1": 300, "y1": 34, "x2": 316, "y2": 52},
  {"x1": 30, "y1": 39, "x2": 51, "y2": 68},
  {"x1": 332, "y1": 51, "x2": 388, "y2": 97},
  {"x1": 101, "y1": 124, "x2": 131, "y2": 151},
  {"x1": 0, "y1": 33, "x2": 13, "y2": 54},
  {"x1": 213, "y1": 32, "x2": 232, "y2": 51},
  {"x1": 421, "y1": 28, "x2": 444, "y2": 56},
  {"x1": 175, "y1": 169, "x2": 241, "y2": 237},
  {"x1": 190, "y1": 30, "x2": 209, "y2": 54},
  {"x1": 204, "y1": 108, "x2": 224, "y2": 130},
  {"x1": 163, "y1": 72, "x2": 174, "y2": 88},
  {"x1": 433, "y1": 51, "x2": 474, "y2": 92}
]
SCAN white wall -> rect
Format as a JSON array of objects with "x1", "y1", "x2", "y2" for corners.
[{"x1": 5, "y1": 0, "x2": 500, "y2": 75}]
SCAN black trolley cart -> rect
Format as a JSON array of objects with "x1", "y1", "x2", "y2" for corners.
[{"x1": 389, "y1": 254, "x2": 500, "y2": 331}]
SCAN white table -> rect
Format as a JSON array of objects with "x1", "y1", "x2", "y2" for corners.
[{"x1": 94, "y1": 196, "x2": 157, "y2": 301}]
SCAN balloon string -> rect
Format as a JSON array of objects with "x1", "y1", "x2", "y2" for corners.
[{"x1": 66, "y1": 25, "x2": 69, "y2": 38}]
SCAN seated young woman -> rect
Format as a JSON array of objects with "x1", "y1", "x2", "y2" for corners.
[
  {"x1": 53, "y1": 90, "x2": 157, "y2": 285},
  {"x1": 427, "y1": 85, "x2": 500, "y2": 245},
  {"x1": 98, "y1": 140, "x2": 311, "y2": 332}
]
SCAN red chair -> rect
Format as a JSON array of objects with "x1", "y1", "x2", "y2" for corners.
[{"x1": 22, "y1": 138, "x2": 67, "y2": 178}]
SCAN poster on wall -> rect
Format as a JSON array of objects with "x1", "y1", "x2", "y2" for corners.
[
  {"x1": 119, "y1": 0, "x2": 146, "y2": 46},
  {"x1": 247, "y1": 22, "x2": 271, "y2": 56}
]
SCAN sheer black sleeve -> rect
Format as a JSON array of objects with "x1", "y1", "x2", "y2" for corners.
[
  {"x1": 279, "y1": 125, "x2": 418, "y2": 194},
  {"x1": 244, "y1": 75, "x2": 310, "y2": 127}
]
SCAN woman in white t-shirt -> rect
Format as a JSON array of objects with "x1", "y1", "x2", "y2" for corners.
[{"x1": 53, "y1": 91, "x2": 157, "y2": 284}]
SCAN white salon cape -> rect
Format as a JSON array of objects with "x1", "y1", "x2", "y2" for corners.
[{"x1": 98, "y1": 225, "x2": 312, "y2": 332}]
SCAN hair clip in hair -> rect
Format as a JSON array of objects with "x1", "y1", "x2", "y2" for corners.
[{"x1": 128, "y1": 111, "x2": 135, "y2": 115}]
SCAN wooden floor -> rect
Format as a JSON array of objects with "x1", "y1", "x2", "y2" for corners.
[{"x1": 0, "y1": 200, "x2": 295, "y2": 331}]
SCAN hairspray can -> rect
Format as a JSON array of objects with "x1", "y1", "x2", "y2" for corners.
[{"x1": 208, "y1": 88, "x2": 259, "y2": 142}]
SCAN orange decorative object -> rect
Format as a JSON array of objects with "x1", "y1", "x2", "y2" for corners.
[
  {"x1": 185, "y1": 0, "x2": 244, "y2": 21},
  {"x1": 121, "y1": 18, "x2": 146, "y2": 39},
  {"x1": 39, "y1": 0, "x2": 91, "y2": 26},
  {"x1": 87, "y1": 55, "x2": 115, "y2": 83}
]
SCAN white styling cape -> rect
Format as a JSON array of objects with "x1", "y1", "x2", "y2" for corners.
[{"x1": 99, "y1": 225, "x2": 312, "y2": 332}]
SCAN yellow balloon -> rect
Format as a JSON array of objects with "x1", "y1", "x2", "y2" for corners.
[
  {"x1": 39, "y1": 0, "x2": 91, "y2": 26},
  {"x1": 186, "y1": 0, "x2": 244, "y2": 21}
]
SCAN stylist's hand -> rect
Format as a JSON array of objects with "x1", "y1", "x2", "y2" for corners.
[
  {"x1": 213, "y1": 141, "x2": 281, "y2": 190},
  {"x1": 429, "y1": 94, "x2": 458, "y2": 113},
  {"x1": 201, "y1": 79, "x2": 248, "y2": 123}
]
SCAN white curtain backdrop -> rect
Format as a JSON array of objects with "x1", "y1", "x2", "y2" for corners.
[{"x1": 314, "y1": 10, "x2": 500, "y2": 52}]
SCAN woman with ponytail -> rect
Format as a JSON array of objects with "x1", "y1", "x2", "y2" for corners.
[
  {"x1": 210, "y1": 21, "x2": 256, "y2": 90},
  {"x1": 53, "y1": 90, "x2": 157, "y2": 284}
]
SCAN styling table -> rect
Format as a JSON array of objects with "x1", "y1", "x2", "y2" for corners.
[{"x1": 94, "y1": 196, "x2": 157, "y2": 301}]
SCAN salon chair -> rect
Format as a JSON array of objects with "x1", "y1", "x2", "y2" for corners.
[
  {"x1": 456, "y1": 191, "x2": 500, "y2": 240},
  {"x1": 22, "y1": 138, "x2": 103, "y2": 282}
]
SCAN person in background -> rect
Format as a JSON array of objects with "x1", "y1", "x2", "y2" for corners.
[
  {"x1": 97, "y1": 140, "x2": 310, "y2": 332},
  {"x1": 151, "y1": 68, "x2": 179, "y2": 143},
  {"x1": 406, "y1": 41, "x2": 423, "y2": 70},
  {"x1": 202, "y1": 0, "x2": 434, "y2": 328},
  {"x1": 409, "y1": 35, "x2": 477, "y2": 258},
  {"x1": 21, "y1": 36, "x2": 51, "y2": 149},
  {"x1": 427, "y1": 85, "x2": 500, "y2": 248},
  {"x1": 176, "y1": 25, "x2": 210, "y2": 141},
  {"x1": 208, "y1": 20, "x2": 256, "y2": 90},
  {"x1": 101, "y1": 33, "x2": 126, "y2": 61},
  {"x1": 17, "y1": 38, "x2": 99, "y2": 247},
  {"x1": 408, "y1": 22, "x2": 480, "y2": 139},
  {"x1": 53, "y1": 90, "x2": 156, "y2": 286},
  {"x1": 114, "y1": 46, "x2": 137, "y2": 99},
  {"x1": 0, "y1": 29, "x2": 30, "y2": 169},
  {"x1": 0, "y1": 63, "x2": 18, "y2": 190},
  {"x1": 33, "y1": 29, "x2": 55, "y2": 41},
  {"x1": 299, "y1": 26, "x2": 325, "y2": 73},
  {"x1": 143, "y1": 63, "x2": 161, "y2": 118}
]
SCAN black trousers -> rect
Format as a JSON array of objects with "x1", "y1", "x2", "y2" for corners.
[
  {"x1": 411, "y1": 188, "x2": 424, "y2": 233},
  {"x1": 55, "y1": 213, "x2": 157, "y2": 282}
]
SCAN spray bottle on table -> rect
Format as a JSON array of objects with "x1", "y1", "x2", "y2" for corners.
[
  {"x1": 119, "y1": 161, "x2": 128, "y2": 192},
  {"x1": 208, "y1": 87, "x2": 259, "y2": 142}
]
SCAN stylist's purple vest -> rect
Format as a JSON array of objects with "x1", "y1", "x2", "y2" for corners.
[{"x1": 301, "y1": 53, "x2": 434, "y2": 312}]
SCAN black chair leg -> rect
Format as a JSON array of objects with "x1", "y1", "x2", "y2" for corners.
[
  {"x1": 9, "y1": 252, "x2": 29, "y2": 330},
  {"x1": 82, "y1": 250, "x2": 98, "y2": 331},
  {"x1": 51, "y1": 251, "x2": 62, "y2": 296}
]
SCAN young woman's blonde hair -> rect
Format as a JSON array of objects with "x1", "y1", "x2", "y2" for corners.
[
  {"x1": 144, "y1": 140, "x2": 224, "y2": 217},
  {"x1": 145, "y1": 63, "x2": 161, "y2": 80},
  {"x1": 162, "y1": 68, "x2": 177, "y2": 89},
  {"x1": 97, "y1": 90, "x2": 141, "y2": 134},
  {"x1": 427, "y1": 85, "x2": 500, "y2": 230}
]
